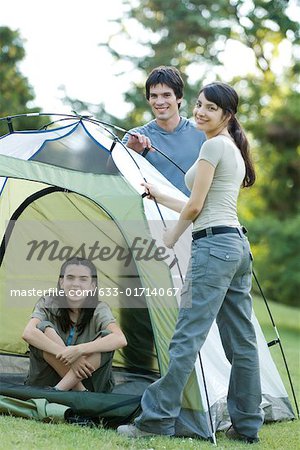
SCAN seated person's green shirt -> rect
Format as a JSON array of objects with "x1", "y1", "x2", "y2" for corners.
[{"x1": 25, "y1": 296, "x2": 116, "y2": 392}]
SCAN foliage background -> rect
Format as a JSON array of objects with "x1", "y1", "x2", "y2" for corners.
[
  {"x1": 0, "y1": 27, "x2": 48, "y2": 135},
  {"x1": 1, "y1": 0, "x2": 299, "y2": 306}
]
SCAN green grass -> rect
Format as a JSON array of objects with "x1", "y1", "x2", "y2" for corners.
[
  {"x1": 0, "y1": 416, "x2": 299, "y2": 450},
  {"x1": 0, "y1": 297, "x2": 299, "y2": 450}
]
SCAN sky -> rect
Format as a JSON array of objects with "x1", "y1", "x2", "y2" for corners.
[
  {"x1": 1, "y1": 0, "x2": 299, "y2": 119},
  {"x1": 1, "y1": 0, "x2": 133, "y2": 116}
]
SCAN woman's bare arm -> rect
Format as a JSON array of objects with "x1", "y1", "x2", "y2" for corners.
[
  {"x1": 22, "y1": 318, "x2": 64, "y2": 356},
  {"x1": 56, "y1": 322, "x2": 127, "y2": 364},
  {"x1": 163, "y1": 160, "x2": 215, "y2": 246}
]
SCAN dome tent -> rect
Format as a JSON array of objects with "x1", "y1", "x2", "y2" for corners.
[{"x1": 0, "y1": 115, "x2": 294, "y2": 437}]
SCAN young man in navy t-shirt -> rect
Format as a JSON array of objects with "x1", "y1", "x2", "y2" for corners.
[{"x1": 122, "y1": 66, "x2": 205, "y2": 196}]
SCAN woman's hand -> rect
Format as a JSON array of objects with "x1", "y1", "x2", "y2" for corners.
[
  {"x1": 163, "y1": 228, "x2": 178, "y2": 248},
  {"x1": 71, "y1": 357, "x2": 95, "y2": 379},
  {"x1": 56, "y1": 345, "x2": 83, "y2": 365},
  {"x1": 141, "y1": 181, "x2": 162, "y2": 201},
  {"x1": 141, "y1": 181, "x2": 186, "y2": 213}
]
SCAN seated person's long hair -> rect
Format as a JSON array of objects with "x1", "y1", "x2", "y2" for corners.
[{"x1": 53, "y1": 257, "x2": 99, "y2": 336}]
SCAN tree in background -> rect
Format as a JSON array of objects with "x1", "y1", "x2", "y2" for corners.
[
  {"x1": 0, "y1": 27, "x2": 48, "y2": 135},
  {"x1": 93, "y1": 0, "x2": 299, "y2": 306},
  {"x1": 99, "y1": 1, "x2": 298, "y2": 122},
  {"x1": 242, "y1": 72, "x2": 300, "y2": 307},
  {"x1": 61, "y1": 1, "x2": 300, "y2": 304}
]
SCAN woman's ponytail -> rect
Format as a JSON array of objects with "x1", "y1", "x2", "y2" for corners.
[
  {"x1": 201, "y1": 82, "x2": 256, "y2": 187},
  {"x1": 228, "y1": 116, "x2": 256, "y2": 187}
]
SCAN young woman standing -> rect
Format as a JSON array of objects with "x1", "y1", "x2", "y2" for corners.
[{"x1": 118, "y1": 82, "x2": 263, "y2": 443}]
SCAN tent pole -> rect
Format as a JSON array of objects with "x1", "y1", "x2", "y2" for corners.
[
  {"x1": 7, "y1": 117, "x2": 14, "y2": 134},
  {"x1": 253, "y1": 270, "x2": 300, "y2": 419},
  {"x1": 87, "y1": 117, "x2": 186, "y2": 175},
  {"x1": 198, "y1": 351, "x2": 217, "y2": 445},
  {"x1": 95, "y1": 116, "x2": 217, "y2": 436},
  {"x1": 90, "y1": 118, "x2": 186, "y2": 285}
]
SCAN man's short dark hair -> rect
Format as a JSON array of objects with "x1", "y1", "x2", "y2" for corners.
[{"x1": 145, "y1": 66, "x2": 184, "y2": 105}]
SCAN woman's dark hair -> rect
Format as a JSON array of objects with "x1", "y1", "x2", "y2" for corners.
[
  {"x1": 200, "y1": 82, "x2": 255, "y2": 187},
  {"x1": 145, "y1": 66, "x2": 184, "y2": 109},
  {"x1": 54, "y1": 257, "x2": 98, "y2": 336}
]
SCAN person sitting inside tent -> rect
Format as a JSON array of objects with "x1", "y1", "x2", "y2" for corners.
[{"x1": 22, "y1": 257, "x2": 127, "y2": 392}]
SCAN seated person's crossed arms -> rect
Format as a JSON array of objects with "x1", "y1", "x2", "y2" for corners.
[{"x1": 22, "y1": 257, "x2": 127, "y2": 392}]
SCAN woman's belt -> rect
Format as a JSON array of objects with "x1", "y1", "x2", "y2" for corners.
[{"x1": 192, "y1": 226, "x2": 247, "y2": 240}]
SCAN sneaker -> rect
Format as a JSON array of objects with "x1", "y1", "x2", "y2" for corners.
[
  {"x1": 226, "y1": 426, "x2": 259, "y2": 444},
  {"x1": 117, "y1": 424, "x2": 160, "y2": 438}
]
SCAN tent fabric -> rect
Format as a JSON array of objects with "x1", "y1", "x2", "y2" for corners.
[
  {"x1": 0, "y1": 122, "x2": 77, "y2": 163},
  {"x1": 0, "y1": 383, "x2": 141, "y2": 427},
  {"x1": 0, "y1": 394, "x2": 70, "y2": 423},
  {"x1": 0, "y1": 118, "x2": 295, "y2": 437},
  {"x1": 31, "y1": 122, "x2": 120, "y2": 175}
]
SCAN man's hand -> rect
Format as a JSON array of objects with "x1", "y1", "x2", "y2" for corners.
[
  {"x1": 56, "y1": 345, "x2": 83, "y2": 365},
  {"x1": 126, "y1": 133, "x2": 153, "y2": 154},
  {"x1": 71, "y1": 357, "x2": 95, "y2": 379}
]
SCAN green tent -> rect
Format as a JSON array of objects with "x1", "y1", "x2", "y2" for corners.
[{"x1": 0, "y1": 117, "x2": 294, "y2": 437}]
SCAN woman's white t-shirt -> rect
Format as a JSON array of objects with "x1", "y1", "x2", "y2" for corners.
[{"x1": 185, "y1": 135, "x2": 245, "y2": 231}]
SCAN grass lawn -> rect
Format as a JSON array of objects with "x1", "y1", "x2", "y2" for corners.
[{"x1": 1, "y1": 297, "x2": 299, "y2": 449}]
